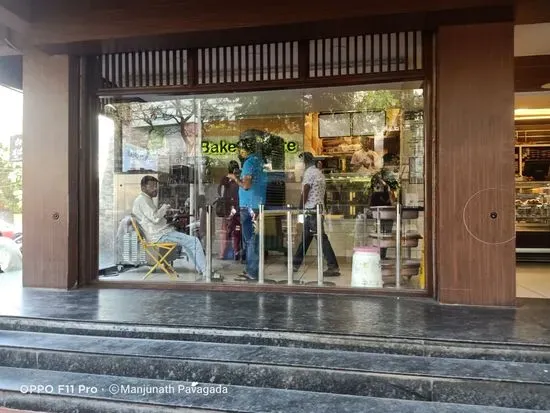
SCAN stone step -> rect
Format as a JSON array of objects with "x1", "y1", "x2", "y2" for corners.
[
  {"x1": 1, "y1": 316, "x2": 549, "y2": 363},
  {"x1": 0, "y1": 330, "x2": 549, "y2": 410},
  {"x1": 0, "y1": 366, "x2": 544, "y2": 413}
]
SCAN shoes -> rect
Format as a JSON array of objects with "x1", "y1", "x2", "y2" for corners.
[
  {"x1": 323, "y1": 268, "x2": 341, "y2": 277},
  {"x1": 234, "y1": 271, "x2": 258, "y2": 282}
]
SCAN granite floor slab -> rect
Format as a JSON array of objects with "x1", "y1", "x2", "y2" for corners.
[
  {"x1": 0, "y1": 287, "x2": 549, "y2": 345},
  {"x1": 0, "y1": 367, "x2": 544, "y2": 413},
  {"x1": 0, "y1": 331, "x2": 548, "y2": 384}
]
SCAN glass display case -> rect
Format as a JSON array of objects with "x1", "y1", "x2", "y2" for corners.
[
  {"x1": 325, "y1": 173, "x2": 372, "y2": 218},
  {"x1": 515, "y1": 181, "x2": 550, "y2": 258},
  {"x1": 516, "y1": 182, "x2": 550, "y2": 230}
]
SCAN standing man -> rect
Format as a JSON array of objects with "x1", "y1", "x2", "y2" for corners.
[
  {"x1": 132, "y1": 175, "x2": 222, "y2": 281},
  {"x1": 351, "y1": 136, "x2": 383, "y2": 175},
  {"x1": 227, "y1": 133, "x2": 267, "y2": 281},
  {"x1": 293, "y1": 152, "x2": 340, "y2": 277}
]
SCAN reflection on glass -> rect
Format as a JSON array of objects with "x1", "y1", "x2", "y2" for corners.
[{"x1": 97, "y1": 82, "x2": 426, "y2": 290}]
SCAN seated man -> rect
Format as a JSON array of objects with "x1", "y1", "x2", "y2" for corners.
[{"x1": 132, "y1": 175, "x2": 221, "y2": 280}]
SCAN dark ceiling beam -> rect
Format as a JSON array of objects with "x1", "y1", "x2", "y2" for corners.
[
  {"x1": 37, "y1": 5, "x2": 514, "y2": 56},
  {"x1": 515, "y1": 55, "x2": 550, "y2": 92},
  {"x1": 515, "y1": 0, "x2": 550, "y2": 24}
]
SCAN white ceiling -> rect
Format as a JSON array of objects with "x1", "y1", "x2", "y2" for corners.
[{"x1": 515, "y1": 23, "x2": 550, "y2": 56}]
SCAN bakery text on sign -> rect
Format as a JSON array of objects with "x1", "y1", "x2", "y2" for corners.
[{"x1": 201, "y1": 140, "x2": 298, "y2": 155}]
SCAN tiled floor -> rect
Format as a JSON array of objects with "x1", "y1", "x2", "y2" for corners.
[
  {"x1": 100, "y1": 255, "x2": 423, "y2": 290},
  {"x1": 516, "y1": 263, "x2": 550, "y2": 298},
  {"x1": 1, "y1": 263, "x2": 548, "y2": 297}
]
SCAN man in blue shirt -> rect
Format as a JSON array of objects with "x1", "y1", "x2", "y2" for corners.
[{"x1": 227, "y1": 133, "x2": 267, "y2": 280}]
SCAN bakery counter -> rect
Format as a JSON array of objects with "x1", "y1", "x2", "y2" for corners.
[{"x1": 515, "y1": 181, "x2": 550, "y2": 260}]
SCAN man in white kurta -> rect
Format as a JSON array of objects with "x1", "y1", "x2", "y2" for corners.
[{"x1": 132, "y1": 175, "x2": 217, "y2": 278}]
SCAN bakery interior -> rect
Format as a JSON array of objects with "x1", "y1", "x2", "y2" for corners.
[
  {"x1": 515, "y1": 91, "x2": 550, "y2": 298},
  {"x1": 98, "y1": 81, "x2": 426, "y2": 289}
]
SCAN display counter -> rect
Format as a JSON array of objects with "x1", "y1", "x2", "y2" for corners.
[{"x1": 515, "y1": 181, "x2": 550, "y2": 261}]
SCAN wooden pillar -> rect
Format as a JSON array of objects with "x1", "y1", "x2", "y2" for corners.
[
  {"x1": 22, "y1": 50, "x2": 79, "y2": 289},
  {"x1": 436, "y1": 23, "x2": 516, "y2": 306}
]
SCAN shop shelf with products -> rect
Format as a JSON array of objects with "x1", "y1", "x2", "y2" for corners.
[{"x1": 324, "y1": 173, "x2": 372, "y2": 218}]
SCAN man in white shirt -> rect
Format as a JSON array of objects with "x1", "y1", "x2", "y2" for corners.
[
  {"x1": 292, "y1": 152, "x2": 340, "y2": 277},
  {"x1": 350, "y1": 136, "x2": 383, "y2": 174},
  {"x1": 132, "y1": 175, "x2": 221, "y2": 280}
]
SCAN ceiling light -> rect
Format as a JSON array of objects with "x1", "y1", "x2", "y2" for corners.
[
  {"x1": 514, "y1": 108, "x2": 550, "y2": 120},
  {"x1": 542, "y1": 83, "x2": 550, "y2": 89}
]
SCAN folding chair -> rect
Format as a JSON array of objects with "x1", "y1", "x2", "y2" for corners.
[{"x1": 130, "y1": 217, "x2": 179, "y2": 280}]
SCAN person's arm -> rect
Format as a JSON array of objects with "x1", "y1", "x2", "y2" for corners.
[
  {"x1": 228, "y1": 159, "x2": 254, "y2": 190},
  {"x1": 228, "y1": 173, "x2": 252, "y2": 189},
  {"x1": 299, "y1": 184, "x2": 311, "y2": 209},
  {"x1": 134, "y1": 197, "x2": 168, "y2": 225}
]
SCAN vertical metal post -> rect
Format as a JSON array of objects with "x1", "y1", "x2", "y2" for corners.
[
  {"x1": 287, "y1": 207, "x2": 293, "y2": 285},
  {"x1": 316, "y1": 204, "x2": 324, "y2": 286},
  {"x1": 395, "y1": 203, "x2": 402, "y2": 289},
  {"x1": 376, "y1": 208, "x2": 381, "y2": 253},
  {"x1": 258, "y1": 204, "x2": 265, "y2": 284},
  {"x1": 205, "y1": 204, "x2": 212, "y2": 283}
]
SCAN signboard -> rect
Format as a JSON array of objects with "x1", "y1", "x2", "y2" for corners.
[
  {"x1": 122, "y1": 143, "x2": 158, "y2": 172},
  {"x1": 9, "y1": 135, "x2": 22, "y2": 162},
  {"x1": 201, "y1": 139, "x2": 298, "y2": 155},
  {"x1": 319, "y1": 113, "x2": 351, "y2": 137}
]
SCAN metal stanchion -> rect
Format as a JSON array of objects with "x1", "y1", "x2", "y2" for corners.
[
  {"x1": 395, "y1": 203, "x2": 402, "y2": 289},
  {"x1": 258, "y1": 204, "x2": 265, "y2": 284},
  {"x1": 287, "y1": 207, "x2": 293, "y2": 285},
  {"x1": 316, "y1": 204, "x2": 324, "y2": 287},
  {"x1": 205, "y1": 204, "x2": 212, "y2": 283}
]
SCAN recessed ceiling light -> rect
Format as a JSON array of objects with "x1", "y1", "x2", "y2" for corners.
[{"x1": 542, "y1": 83, "x2": 550, "y2": 89}]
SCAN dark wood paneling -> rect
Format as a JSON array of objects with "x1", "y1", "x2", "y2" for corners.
[
  {"x1": 422, "y1": 31, "x2": 436, "y2": 299},
  {"x1": 98, "y1": 70, "x2": 424, "y2": 98},
  {"x1": 24, "y1": 0, "x2": 513, "y2": 55},
  {"x1": 515, "y1": 0, "x2": 550, "y2": 25},
  {"x1": 437, "y1": 23, "x2": 516, "y2": 306},
  {"x1": 39, "y1": 7, "x2": 514, "y2": 56},
  {"x1": 22, "y1": 51, "x2": 76, "y2": 289},
  {"x1": 78, "y1": 56, "x2": 100, "y2": 286},
  {"x1": 515, "y1": 55, "x2": 550, "y2": 92},
  {"x1": 68, "y1": 55, "x2": 80, "y2": 289},
  {"x1": 28, "y1": 0, "x2": 511, "y2": 43}
]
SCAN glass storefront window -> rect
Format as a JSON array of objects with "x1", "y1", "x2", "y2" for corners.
[
  {"x1": 515, "y1": 121, "x2": 550, "y2": 259},
  {"x1": 98, "y1": 81, "x2": 426, "y2": 290},
  {"x1": 0, "y1": 86, "x2": 23, "y2": 280}
]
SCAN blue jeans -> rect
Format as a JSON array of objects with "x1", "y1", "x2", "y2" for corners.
[
  {"x1": 158, "y1": 231, "x2": 206, "y2": 274},
  {"x1": 240, "y1": 208, "x2": 259, "y2": 279}
]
